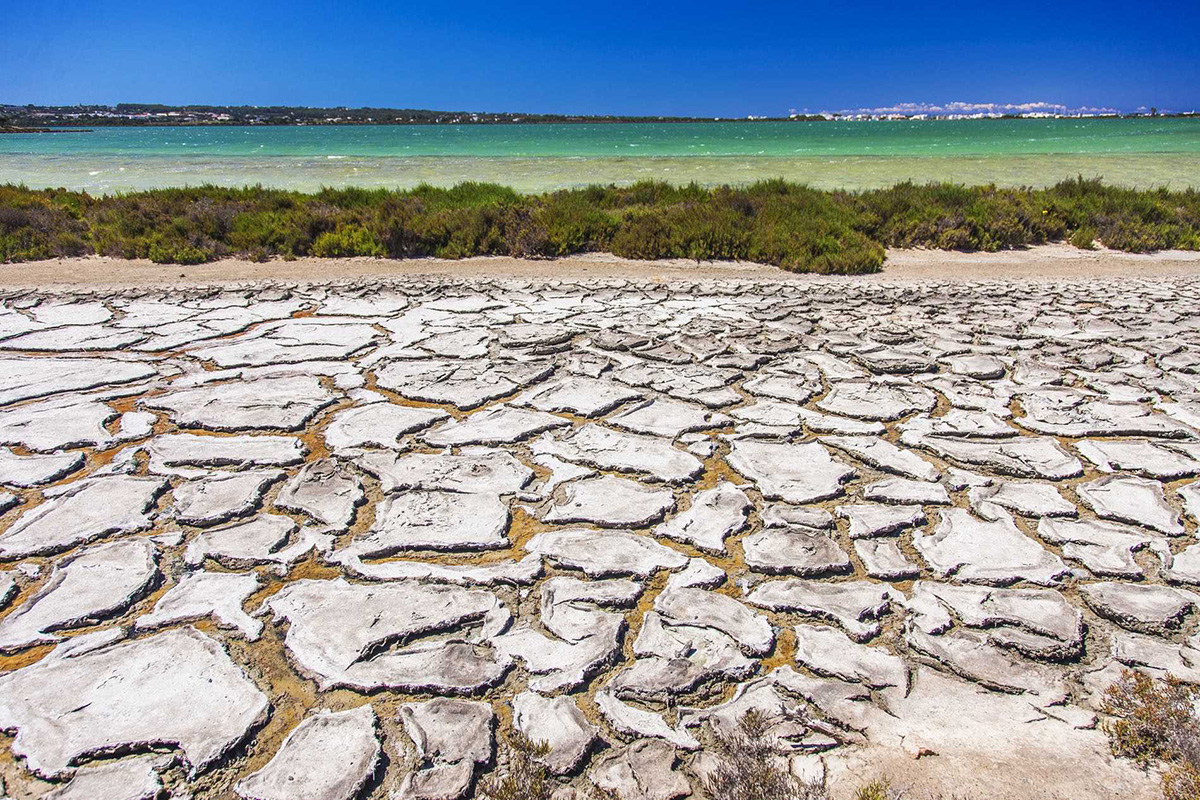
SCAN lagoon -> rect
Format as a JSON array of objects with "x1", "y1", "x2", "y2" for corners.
[{"x1": 3, "y1": 117, "x2": 1198, "y2": 194}]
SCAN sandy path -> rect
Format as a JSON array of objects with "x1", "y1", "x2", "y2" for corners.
[{"x1": 1, "y1": 243, "x2": 1197, "y2": 289}]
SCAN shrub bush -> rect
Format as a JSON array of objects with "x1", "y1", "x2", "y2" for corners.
[
  {"x1": 1102, "y1": 668, "x2": 1200, "y2": 800},
  {"x1": 1, "y1": 179, "x2": 1196, "y2": 273},
  {"x1": 148, "y1": 240, "x2": 210, "y2": 265},
  {"x1": 475, "y1": 730, "x2": 617, "y2": 800},
  {"x1": 0, "y1": 186, "x2": 90, "y2": 261},
  {"x1": 310, "y1": 224, "x2": 385, "y2": 258},
  {"x1": 1069, "y1": 226, "x2": 1098, "y2": 250},
  {"x1": 702, "y1": 709, "x2": 828, "y2": 800},
  {"x1": 475, "y1": 732, "x2": 554, "y2": 800}
]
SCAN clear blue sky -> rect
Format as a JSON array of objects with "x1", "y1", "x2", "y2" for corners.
[{"x1": 4, "y1": 0, "x2": 1198, "y2": 116}]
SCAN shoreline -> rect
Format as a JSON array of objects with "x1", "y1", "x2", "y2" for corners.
[
  {"x1": 0, "y1": 127, "x2": 91, "y2": 134},
  {"x1": 3, "y1": 244, "x2": 1198, "y2": 289}
]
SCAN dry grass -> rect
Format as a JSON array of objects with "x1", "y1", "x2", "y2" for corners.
[
  {"x1": 1102, "y1": 668, "x2": 1200, "y2": 800},
  {"x1": 476, "y1": 731, "x2": 557, "y2": 800},
  {"x1": 854, "y1": 778, "x2": 898, "y2": 800},
  {"x1": 701, "y1": 709, "x2": 829, "y2": 800},
  {"x1": 699, "y1": 710, "x2": 980, "y2": 800},
  {"x1": 476, "y1": 730, "x2": 618, "y2": 800}
]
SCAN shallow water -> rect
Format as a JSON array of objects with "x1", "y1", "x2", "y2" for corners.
[{"x1": 2, "y1": 118, "x2": 1198, "y2": 193}]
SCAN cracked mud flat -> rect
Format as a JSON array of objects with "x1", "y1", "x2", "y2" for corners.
[{"x1": 0, "y1": 272, "x2": 1198, "y2": 800}]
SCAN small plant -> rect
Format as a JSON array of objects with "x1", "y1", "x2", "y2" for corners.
[
  {"x1": 702, "y1": 709, "x2": 828, "y2": 800},
  {"x1": 476, "y1": 731, "x2": 618, "y2": 800},
  {"x1": 148, "y1": 240, "x2": 210, "y2": 265},
  {"x1": 310, "y1": 224, "x2": 385, "y2": 258},
  {"x1": 1069, "y1": 226, "x2": 1099, "y2": 250},
  {"x1": 1101, "y1": 668, "x2": 1200, "y2": 800},
  {"x1": 855, "y1": 777, "x2": 896, "y2": 800},
  {"x1": 476, "y1": 731, "x2": 555, "y2": 800}
]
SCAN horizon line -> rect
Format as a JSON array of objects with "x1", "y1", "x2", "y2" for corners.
[{"x1": 5, "y1": 100, "x2": 1198, "y2": 122}]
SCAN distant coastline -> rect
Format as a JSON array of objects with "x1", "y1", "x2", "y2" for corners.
[
  {"x1": 3, "y1": 103, "x2": 1197, "y2": 128},
  {"x1": 0, "y1": 126, "x2": 91, "y2": 134}
]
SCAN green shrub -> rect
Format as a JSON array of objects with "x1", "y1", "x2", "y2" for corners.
[
  {"x1": 1069, "y1": 226, "x2": 1098, "y2": 249},
  {"x1": 528, "y1": 193, "x2": 619, "y2": 257},
  {"x1": 148, "y1": 240, "x2": 210, "y2": 264},
  {"x1": 854, "y1": 778, "x2": 892, "y2": 800},
  {"x1": 0, "y1": 186, "x2": 90, "y2": 261},
  {"x1": 0, "y1": 178, "x2": 1197, "y2": 271},
  {"x1": 310, "y1": 224, "x2": 385, "y2": 258},
  {"x1": 609, "y1": 210, "x2": 676, "y2": 260}
]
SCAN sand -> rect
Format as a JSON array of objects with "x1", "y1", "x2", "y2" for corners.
[{"x1": 1, "y1": 244, "x2": 1197, "y2": 290}]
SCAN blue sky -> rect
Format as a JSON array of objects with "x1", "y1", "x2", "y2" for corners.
[{"x1": 4, "y1": 0, "x2": 1198, "y2": 115}]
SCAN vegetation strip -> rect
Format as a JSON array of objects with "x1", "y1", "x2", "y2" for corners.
[{"x1": 2, "y1": 178, "x2": 1197, "y2": 272}]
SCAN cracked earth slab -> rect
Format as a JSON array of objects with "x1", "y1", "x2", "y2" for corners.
[{"x1": 1, "y1": 272, "x2": 1196, "y2": 800}]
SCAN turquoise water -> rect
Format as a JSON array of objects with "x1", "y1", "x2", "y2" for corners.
[{"x1": 2, "y1": 118, "x2": 1198, "y2": 193}]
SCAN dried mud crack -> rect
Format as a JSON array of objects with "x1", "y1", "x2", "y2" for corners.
[{"x1": 0, "y1": 274, "x2": 1197, "y2": 799}]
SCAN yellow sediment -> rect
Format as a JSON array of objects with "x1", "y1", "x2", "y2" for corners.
[
  {"x1": 224, "y1": 627, "x2": 319, "y2": 769},
  {"x1": 575, "y1": 568, "x2": 673, "y2": 732},
  {"x1": 362, "y1": 368, "x2": 473, "y2": 420},
  {"x1": 0, "y1": 643, "x2": 54, "y2": 673},
  {"x1": 695, "y1": 447, "x2": 745, "y2": 491},
  {"x1": 759, "y1": 626, "x2": 797, "y2": 671},
  {"x1": 499, "y1": 506, "x2": 545, "y2": 558},
  {"x1": 292, "y1": 398, "x2": 346, "y2": 462}
]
